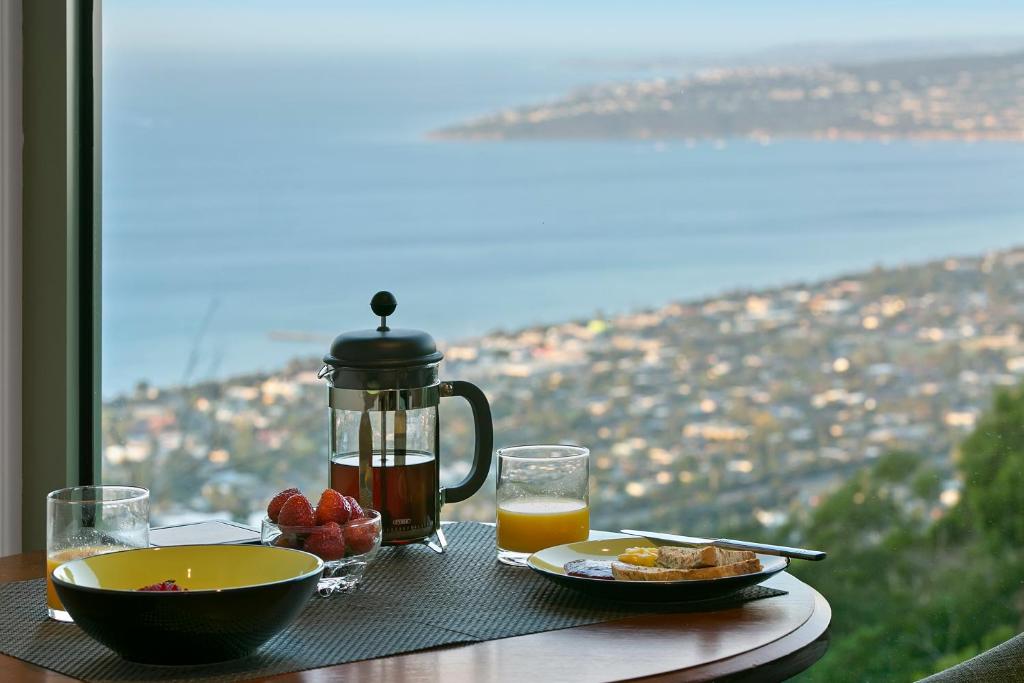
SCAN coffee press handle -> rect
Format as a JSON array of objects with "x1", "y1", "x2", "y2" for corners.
[{"x1": 440, "y1": 381, "x2": 494, "y2": 504}]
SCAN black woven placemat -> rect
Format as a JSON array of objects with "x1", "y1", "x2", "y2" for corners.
[{"x1": 0, "y1": 522, "x2": 786, "y2": 682}]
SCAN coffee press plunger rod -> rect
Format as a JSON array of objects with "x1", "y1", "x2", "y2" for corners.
[
  {"x1": 358, "y1": 398, "x2": 374, "y2": 509},
  {"x1": 379, "y1": 408, "x2": 388, "y2": 516},
  {"x1": 394, "y1": 408, "x2": 407, "y2": 466}
]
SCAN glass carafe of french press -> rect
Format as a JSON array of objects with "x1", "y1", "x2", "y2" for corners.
[{"x1": 319, "y1": 291, "x2": 493, "y2": 551}]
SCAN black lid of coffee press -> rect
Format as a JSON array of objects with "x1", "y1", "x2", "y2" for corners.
[{"x1": 322, "y1": 291, "x2": 443, "y2": 389}]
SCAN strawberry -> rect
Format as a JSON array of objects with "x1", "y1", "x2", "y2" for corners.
[
  {"x1": 273, "y1": 532, "x2": 301, "y2": 549},
  {"x1": 304, "y1": 522, "x2": 346, "y2": 561},
  {"x1": 277, "y1": 493, "x2": 315, "y2": 527},
  {"x1": 138, "y1": 579, "x2": 187, "y2": 592},
  {"x1": 315, "y1": 489, "x2": 352, "y2": 526},
  {"x1": 344, "y1": 495, "x2": 366, "y2": 520},
  {"x1": 267, "y1": 487, "x2": 301, "y2": 523},
  {"x1": 345, "y1": 522, "x2": 378, "y2": 556}
]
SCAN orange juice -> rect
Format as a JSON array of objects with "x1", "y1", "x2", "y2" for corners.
[
  {"x1": 496, "y1": 497, "x2": 589, "y2": 553},
  {"x1": 46, "y1": 546, "x2": 124, "y2": 613}
]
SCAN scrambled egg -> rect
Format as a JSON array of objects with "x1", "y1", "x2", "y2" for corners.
[{"x1": 617, "y1": 546, "x2": 658, "y2": 566}]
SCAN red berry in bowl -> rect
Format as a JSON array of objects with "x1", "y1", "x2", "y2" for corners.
[
  {"x1": 277, "y1": 493, "x2": 315, "y2": 527},
  {"x1": 138, "y1": 579, "x2": 187, "y2": 592},
  {"x1": 273, "y1": 532, "x2": 301, "y2": 549},
  {"x1": 315, "y1": 489, "x2": 352, "y2": 525},
  {"x1": 345, "y1": 522, "x2": 378, "y2": 555},
  {"x1": 304, "y1": 522, "x2": 346, "y2": 561},
  {"x1": 267, "y1": 487, "x2": 301, "y2": 523},
  {"x1": 344, "y1": 496, "x2": 365, "y2": 520}
]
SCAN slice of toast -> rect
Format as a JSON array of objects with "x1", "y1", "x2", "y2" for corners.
[
  {"x1": 611, "y1": 557, "x2": 763, "y2": 582},
  {"x1": 657, "y1": 545, "x2": 756, "y2": 569}
]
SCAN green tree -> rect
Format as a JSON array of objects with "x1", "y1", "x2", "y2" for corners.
[
  {"x1": 958, "y1": 384, "x2": 1024, "y2": 548},
  {"x1": 789, "y1": 386, "x2": 1024, "y2": 681}
]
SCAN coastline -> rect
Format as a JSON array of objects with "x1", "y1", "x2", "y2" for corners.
[
  {"x1": 104, "y1": 244, "x2": 1023, "y2": 403},
  {"x1": 426, "y1": 50, "x2": 1024, "y2": 143},
  {"x1": 427, "y1": 130, "x2": 1024, "y2": 143}
]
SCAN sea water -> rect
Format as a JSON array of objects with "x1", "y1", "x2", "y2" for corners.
[{"x1": 101, "y1": 52, "x2": 1024, "y2": 395}]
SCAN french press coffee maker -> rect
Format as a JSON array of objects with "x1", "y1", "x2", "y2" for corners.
[{"x1": 319, "y1": 291, "x2": 493, "y2": 551}]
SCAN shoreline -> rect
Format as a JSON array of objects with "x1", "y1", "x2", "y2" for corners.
[
  {"x1": 426, "y1": 50, "x2": 1024, "y2": 144},
  {"x1": 103, "y1": 243, "x2": 1024, "y2": 404},
  {"x1": 427, "y1": 130, "x2": 1024, "y2": 143}
]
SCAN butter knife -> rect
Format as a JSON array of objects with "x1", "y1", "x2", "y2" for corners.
[{"x1": 620, "y1": 529, "x2": 826, "y2": 562}]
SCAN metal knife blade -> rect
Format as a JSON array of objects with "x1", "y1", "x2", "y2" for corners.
[{"x1": 620, "y1": 529, "x2": 826, "y2": 562}]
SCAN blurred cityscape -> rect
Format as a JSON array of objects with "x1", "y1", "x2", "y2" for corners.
[
  {"x1": 434, "y1": 49, "x2": 1024, "y2": 142},
  {"x1": 103, "y1": 247, "x2": 1024, "y2": 534}
]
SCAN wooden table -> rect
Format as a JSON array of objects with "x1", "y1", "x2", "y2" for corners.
[{"x1": 0, "y1": 551, "x2": 830, "y2": 682}]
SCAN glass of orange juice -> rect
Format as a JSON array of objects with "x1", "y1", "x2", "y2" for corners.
[
  {"x1": 46, "y1": 486, "x2": 150, "y2": 621},
  {"x1": 495, "y1": 445, "x2": 589, "y2": 565}
]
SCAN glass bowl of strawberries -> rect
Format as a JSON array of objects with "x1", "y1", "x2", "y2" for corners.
[{"x1": 261, "y1": 488, "x2": 382, "y2": 596}]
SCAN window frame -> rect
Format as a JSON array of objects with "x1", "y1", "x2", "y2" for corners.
[{"x1": 20, "y1": 0, "x2": 100, "y2": 551}]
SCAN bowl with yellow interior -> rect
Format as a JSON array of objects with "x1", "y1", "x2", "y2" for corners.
[{"x1": 51, "y1": 544, "x2": 323, "y2": 664}]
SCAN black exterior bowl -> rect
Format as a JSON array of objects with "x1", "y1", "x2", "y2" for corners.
[{"x1": 52, "y1": 544, "x2": 323, "y2": 665}]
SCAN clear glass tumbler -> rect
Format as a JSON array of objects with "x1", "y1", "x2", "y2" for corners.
[
  {"x1": 495, "y1": 445, "x2": 590, "y2": 566},
  {"x1": 46, "y1": 486, "x2": 150, "y2": 621}
]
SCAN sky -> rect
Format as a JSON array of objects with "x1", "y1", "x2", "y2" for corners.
[{"x1": 106, "y1": 1, "x2": 1024, "y2": 57}]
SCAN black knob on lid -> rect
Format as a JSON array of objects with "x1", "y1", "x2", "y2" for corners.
[{"x1": 371, "y1": 291, "x2": 398, "y2": 331}]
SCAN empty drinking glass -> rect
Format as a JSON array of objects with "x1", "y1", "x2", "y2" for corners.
[{"x1": 46, "y1": 486, "x2": 150, "y2": 621}]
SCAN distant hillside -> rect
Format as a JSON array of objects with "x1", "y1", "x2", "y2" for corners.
[
  {"x1": 567, "y1": 36, "x2": 1024, "y2": 72},
  {"x1": 431, "y1": 50, "x2": 1024, "y2": 142}
]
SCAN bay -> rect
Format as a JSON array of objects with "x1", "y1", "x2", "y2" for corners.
[{"x1": 101, "y1": 52, "x2": 1024, "y2": 395}]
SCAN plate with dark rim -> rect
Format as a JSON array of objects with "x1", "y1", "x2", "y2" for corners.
[{"x1": 526, "y1": 532, "x2": 788, "y2": 602}]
